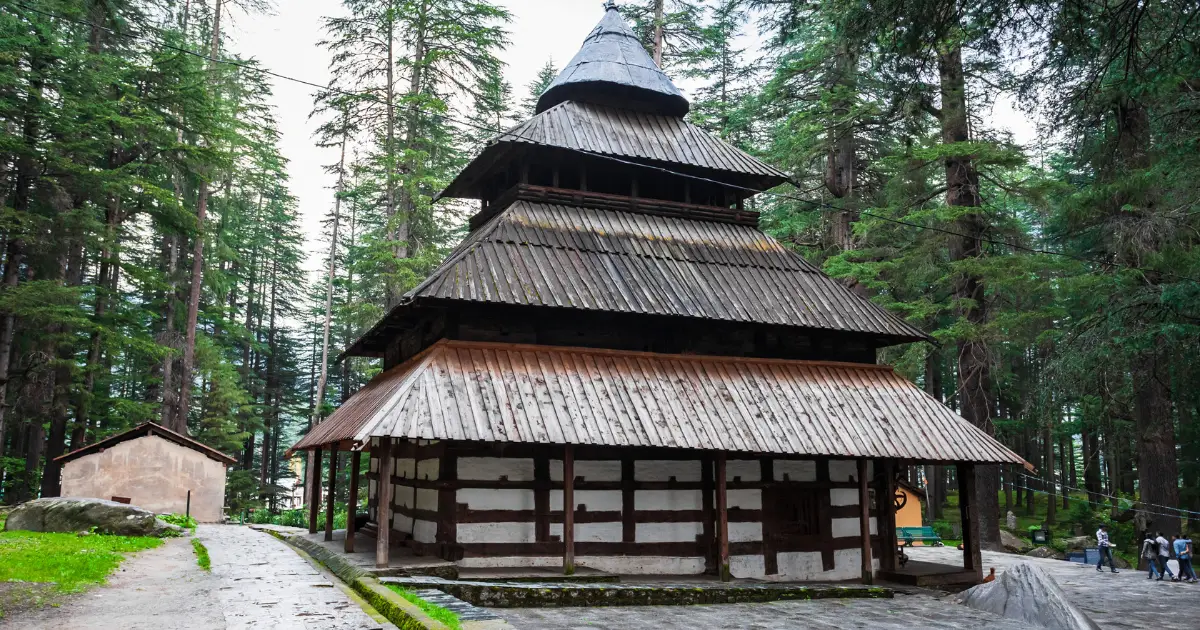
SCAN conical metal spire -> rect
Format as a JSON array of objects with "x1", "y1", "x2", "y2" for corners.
[{"x1": 535, "y1": 2, "x2": 689, "y2": 117}]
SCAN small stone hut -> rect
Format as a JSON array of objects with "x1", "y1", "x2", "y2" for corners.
[
  {"x1": 54, "y1": 422, "x2": 235, "y2": 522},
  {"x1": 291, "y1": 3, "x2": 1026, "y2": 584}
]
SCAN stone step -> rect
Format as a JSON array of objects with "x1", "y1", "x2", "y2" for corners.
[{"x1": 380, "y1": 575, "x2": 892, "y2": 608}]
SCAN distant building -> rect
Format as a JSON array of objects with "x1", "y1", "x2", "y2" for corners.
[
  {"x1": 894, "y1": 480, "x2": 927, "y2": 529},
  {"x1": 54, "y1": 422, "x2": 235, "y2": 522},
  {"x1": 291, "y1": 2, "x2": 1024, "y2": 584}
]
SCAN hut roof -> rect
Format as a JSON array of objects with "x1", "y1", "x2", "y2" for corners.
[
  {"x1": 535, "y1": 2, "x2": 688, "y2": 117},
  {"x1": 438, "y1": 101, "x2": 787, "y2": 200},
  {"x1": 54, "y1": 422, "x2": 237, "y2": 465},
  {"x1": 291, "y1": 339, "x2": 1027, "y2": 467},
  {"x1": 343, "y1": 199, "x2": 927, "y2": 356}
]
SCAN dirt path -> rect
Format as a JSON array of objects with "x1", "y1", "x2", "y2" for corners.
[
  {"x1": 5, "y1": 525, "x2": 388, "y2": 629},
  {"x1": 5, "y1": 536, "x2": 224, "y2": 630}
]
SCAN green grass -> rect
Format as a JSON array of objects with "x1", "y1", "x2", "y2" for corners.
[
  {"x1": 386, "y1": 585, "x2": 462, "y2": 630},
  {"x1": 0, "y1": 530, "x2": 162, "y2": 592},
  {"x1": 191, "y1": 538, "x2": 211, "y2": 571},
  {"x1": 159, "y1": 513, "x2": 198, "y2": 532}
]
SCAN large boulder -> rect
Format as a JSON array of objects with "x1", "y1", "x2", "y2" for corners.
[
  {"x1": 1059, "y1": 535, "x2": 1093, "y2": 551},
  {"x1": 1001, "y1": 529, "x2": 1033, "y2": 553},
  {"x1": 4, "y1": 497, "x2": 182, "y2": 537},
  {"x1": 1026, "y1": 546, "x2": 1066, "y2": 560},
  {"x1": 960, "y1": 562, "x2": 1100, "y2": 630}
]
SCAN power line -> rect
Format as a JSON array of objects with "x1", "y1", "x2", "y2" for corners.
[
  {"x1": 1017, "y1": 472, "x2": 1200, "y2": 518},
  {"x1": 1010, "y1": 483, "x2": 1197, "y2": 524},
  {"x1": 15, "y1": 1, "x2": 1200, "y2": 284}
]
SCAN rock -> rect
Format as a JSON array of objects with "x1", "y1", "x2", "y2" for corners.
[
  {"x1": 1001, "y1": 529, "x2": 1032, "y2": 553},
  {"x1": 1112, "y1": 554, "x2": 1131, "y2": 569},
  {"x1": 1026, "y1": 546, "x2": 1066, "y2": 560},
  {"x1": 4, "y1": 497, "x2": 182, "y2": 537},
  {"x1": 1006, "y1": 511, "x2": 1018, "y2": 530},
  {"x1": 1059, "y1": 535, "x2": 1093, "y2": 551},
  {"x1": 960, "y1": 562, "x2": 1101, "y2": 630}
]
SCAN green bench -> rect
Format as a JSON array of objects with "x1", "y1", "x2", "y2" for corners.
[{"x1": 897, "y1": 526, "x2": 944, "y2": 547}]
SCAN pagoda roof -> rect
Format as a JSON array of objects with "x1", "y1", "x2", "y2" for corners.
[
  {"x1": 291, "y1": 339, "x2": 1026, "y2": 467},
  {"x1": 438, "y1": 101, "x2": 787, "y2": 200},
  {"x1": 535, "y1": 2, "x2": 688, "y2": 117},
  {"x1": 343, "y1": 199, "x2": 927, "y2": 357}
]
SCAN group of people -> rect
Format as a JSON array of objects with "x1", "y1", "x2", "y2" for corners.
[{"x1": 1094, "y1": 524, "x2": 1197, "y2": 582}]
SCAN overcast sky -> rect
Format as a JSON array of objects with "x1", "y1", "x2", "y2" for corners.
[{"x1": 228, "y1": 1, "x2": 1034, "y2": 277}]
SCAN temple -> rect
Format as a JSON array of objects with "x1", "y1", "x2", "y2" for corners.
[{"x1": 290, "y1": 3, "x2": 1025, "y2": 585}]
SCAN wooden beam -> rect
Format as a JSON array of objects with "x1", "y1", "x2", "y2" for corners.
[
  {"x1": 308, "y1": 447, "x2": 322, "y2": 535},
  {"x1": 346, "y1": 451, "x2": 360, "y2": 553},
  {"x1": 621, "y1": 457, "x2": 635, "y2": 543},
  {"x1": 877, "y1": 460, "x2": 898, "y2": 572},
  {"x1": 716, "y1": 452, "x2": 730, "y2": 581},
  {"x1": 534, "y1": 455, "x2": 550, "y2": 542},
  {"x1": 376, "y1": 438, "x2": 393, "y2": 569},
  {"x1": 325, "y1": 449, "x2": 338, "y2": 541},
  {"x1": 958, "y1": 463, "x2": 982, "y2": 580},
  {"x1": 563, "y1": 444, "x2": 575, "y2": 575},
  {"x1": 761, "y1": 458, "x2": 778, "y2": 575},
  {"x1": 858, "y1": 459, "x2": 874, "y2": 584},
  {"x1": 700, "y1": 453, "x2": 715, "y2": 574}
]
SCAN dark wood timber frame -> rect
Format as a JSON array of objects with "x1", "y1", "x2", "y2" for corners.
[
  {"x1": 876, "y1": 460, "x2": 899, "y2": 572},
  {"x1": 376, "y1": 438, "x2": 393, "y2": 568},
  {"x1": 363, "y1": 440, "x2": 896, "y2": 571},
  {"x1": 858, "y1": 459, "x2": 873, "y2": 584},
  {"x1": 308, "y1": 447, "x2": 322, "y2": 535},
  {"x1": 563, "y1": 444, "x2": 576, "y2": 575},
  {"x1": 346, "y1": 452, "x2": 361, "y2": 553},
  {"x1": 958, "y1": 463, "x2": 983, "y2": 580},
  {"x1": 716, "y1": 452, "x2": 730, "y2": 581},
  {"x1": 325, "y1": 450, "x2": 338, "y2": 541}
]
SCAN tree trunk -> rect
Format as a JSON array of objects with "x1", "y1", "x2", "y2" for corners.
[
  {"x1": 1044, "y1": 420, "x2": 1056, "y2": 525},
  {"x1": 923, "y1": 349, "x2": 943, "y2": 523},
  {"x1": 175, "y1": 0, "x2": 223, "y2": 434},
  {"x1": 1082, "y1": 426, "x2": 1101, "y2": 503},
  {"x1": 311, "y1": 120, "x2": 347, "y2": 433},
  {"x1": 652, "y1": 0, "x2": 664, "y2": 66},
  {"x1": 939, "y1": 45, "x2": 1000, "y2": 549}
]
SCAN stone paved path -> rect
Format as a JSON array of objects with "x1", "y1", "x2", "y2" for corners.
[
  {"x1": 5, "y1": 525, "x2": 389, "y2": 629},
  {"x1": 494, "y1": 594, "x2": 1033, "y2": 629},
  {"x1": 199, "y1": 524, "x2": 388, "y2": 630},
  {"x1": 906, "y1": 546, "x2": 1200, "y2": 630},
  {"x1": 497, "y1": 547, "x2": 1200, "y2": 629}
]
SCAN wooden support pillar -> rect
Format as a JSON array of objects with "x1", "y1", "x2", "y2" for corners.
[
  {"x1": 563, "y1": 444, "x2": 575, "y2": 575},
  {"x1": 345, "y1": 451, "x2": 360, "y2": 553},
  {"x1": 877, "y1": 460, "x2": 898, "y2": 572},
  {"x1": 700, "y1": 454, "x2": 715, "y2": 573},
  {"x1": 325, "y1": 450, "x2": 338, "y2": 541},
  {"x1": 958, "y1": 462, "x2": 983, "y2": 580},
  {"x1": 716, "y1": 452, "x2": 730, "y2": 581},
  {"x1": 376, "y1": 438, "x2": 393, "y2": 569},
  {"x1": 308, "y1": 446, "x2": 322, "y2": 534},
  {"x1": 858, "y1": 459, "x2": 874, "y2": 584}
]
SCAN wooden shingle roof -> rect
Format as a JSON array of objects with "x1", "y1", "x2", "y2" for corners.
[
  {"x1": 400, "y1": 200, "x2": 927, "y2": 340},
  {"x1": 536, "y1": 2, "x2": 688, "y2": 117},
  {"x1": 292, "y1": 340, "x2": 1026, "y2": 467},
  {"x1": 438, "y1": 101, "x2": 787, "y2": 201}
]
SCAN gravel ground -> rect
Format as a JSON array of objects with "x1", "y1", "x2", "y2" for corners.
[
  {"x1": 4, "y1": 536, "x2": 224, "y2": 630},
  {"x1": 4, "y1": 525, "x2": 389, "y2": 629}
]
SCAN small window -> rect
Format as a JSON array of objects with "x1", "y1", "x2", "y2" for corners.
[
  {"x1": 111, "y1": 496, "x2": 132, "y2": 504},
  {"x1": 773, "y1": 490, "x2": 819, "y2": 537}
]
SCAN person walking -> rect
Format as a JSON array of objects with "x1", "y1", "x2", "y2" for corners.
[
  {"x1": 1096, "y1": 524, "x2": 1118, "y2": 573},
  {"x1": 1142, "y1": 532, "x2": 1163, "y2": 580},
  {"x1": 1155, "y1": 531, "x2": 1176, "y2": 580},
  {"x1": 1172, "y1": 534, "x2": 1197, "y2": 583}
]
